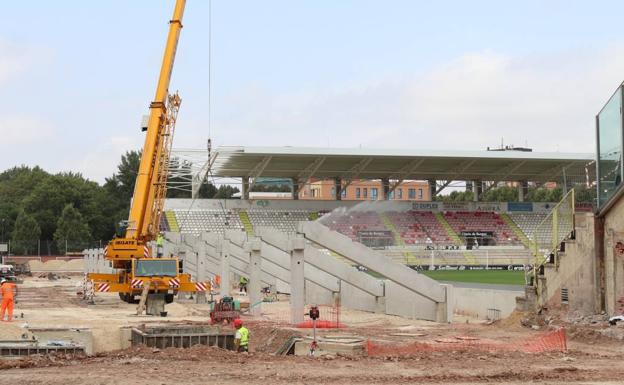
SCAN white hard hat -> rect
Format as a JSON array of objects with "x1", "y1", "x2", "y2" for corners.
[{"x1": 0, "y1": 278, "x2": 6, "y2": 284}]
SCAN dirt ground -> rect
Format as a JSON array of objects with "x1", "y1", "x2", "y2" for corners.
[{"x1": 1, "y1": 277, "x2": 624, "y2": 385}]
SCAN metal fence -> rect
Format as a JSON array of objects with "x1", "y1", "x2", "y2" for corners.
[
  {"x1": 0, "y1": 239, "x2": 106, "y2": 256},
  {"x1": 529, "y1": 189, "x2": 575, "y2": 266}
]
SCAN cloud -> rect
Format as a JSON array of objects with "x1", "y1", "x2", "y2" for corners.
[
  {"x1": 209, "y1": 45, "x2": 624, "y2": 154},
  {"x1": 0, "y1": 116, "x2": 54, "y2": 146},
  {"x1": 0, "y1": 39, "x2": 44, "y2": 86},
  {"x1": 71, "y1": 135, "x2": 143, "y2": 183}
]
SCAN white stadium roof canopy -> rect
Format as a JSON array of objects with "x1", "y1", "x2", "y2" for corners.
[{"x1": 193, "y1": 146, "x2": 596, "y2": 185}]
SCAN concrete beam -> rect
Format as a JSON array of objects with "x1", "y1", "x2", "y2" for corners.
[
  {"x1": 227, "y1": 240, "x2": 290, "y2": 283},
  {"x1": 299, "y1": 221, "x2": 445, "y2": 303},
  {"x1": 304, "y1": 246, "x2": 384, "y2": 297},
  {"x1": 224, "y1": 229, "x2": 247, "y2": 248},
  {"x1": 258, "y1": 227, "x2": 382, "y2": 296},
  {"x1": 260, "y1": 241, "x2": 339, "y2": 292},
  {"x1": 249, "y1": 239, "x2": 262, "y2": 316},
  {"x1": 290, "y1": 235, "x2": 305, "y2": 325}
]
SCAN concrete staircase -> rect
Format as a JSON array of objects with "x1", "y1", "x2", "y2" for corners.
[
  {"x1": 164, "y1": 211, "x2": 180, "y2": 232},
  {"x1": 379, "y1": 213, "x2": 416, "y2": 265},
  {"x1": 501, "y1": 213, "x2": 531, "y2": 248},
  {"x1": 434, "y1": 212, "x2": 476, "y2": 264},
  {"x1": 238, "y1": 211, "x2": 255, "y2": 236}
]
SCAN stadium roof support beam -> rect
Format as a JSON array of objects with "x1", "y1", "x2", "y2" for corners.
[
  {"x1": 388, "y1": 159, "x2": 426, "y2": 193},
  {"x1": 481, "y1": 180, "x2": 500, "y2": 196},
  {"x1": 342, "y1": 157, "x2": 373, "y2": 190},
  {"x1": 492, "y1": 160, "x2": 526, "y2": 181},
  {"x1": 192, "y1": 151, "x2": 219, "y2": 199},
  {"x1": 246, "y1": 156, "x2": 272, "y2": 192},
  {"x1": 435, "y1": 180, "x2": 453, "y2": 195},
  {"x1": 296, "y1": 156, "x2": 326, "y2": 189},
  {"x1": 535, "y1": 161, "x2": 577, "y2": 183},
  {"x1": 435, "y1": 160, "x2": 476, "y2": 194}
]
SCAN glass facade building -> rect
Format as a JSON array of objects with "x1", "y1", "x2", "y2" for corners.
[{"x1": 597, "y1": 84, "x2": 624, "y2": 207}]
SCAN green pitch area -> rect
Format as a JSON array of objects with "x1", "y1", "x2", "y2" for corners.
[{"x1": 421, "y1": 269, "x2": 525, "y2": 285}]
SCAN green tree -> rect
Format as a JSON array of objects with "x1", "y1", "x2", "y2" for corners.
[
  {"x1": 213, "y1": 185, "x2": 240, "y2": 199},
  {"x1": 526, "y1": 187, "x2": 550, "y2": 202},
  {"x1": 0, "y1": 166, "x2": 50, "y2": 239},
  {"x1": 11, "y1": 210, "x2": 41, "y2": 255},
  {"x1": 53, "y1": 204, "x2": 92, "y2": 254},
  {"x1": 436, "y1": 190, "x2": 474, "y2": 202},
  {"x1": 197, "y1": 181, "x2": 218, "y2": 198},
  {"x1": 482, "y1": 186, "x2": 519, "y2": 202},
  {"x1": 104, "y1": 150, "x2": 141, "y2": 202},
  {"x1": 22, "y1": 172, "x2": 106, "y2": 241},
  {"x1": 575, "y1": 186, "x2": 596, "y2": 203},
  {"x1": 103, "y1": 151, "x2": 141, "y2": 234},
  {"x1": 250, "y1": 183, "x2": 292, "y2": 192}
]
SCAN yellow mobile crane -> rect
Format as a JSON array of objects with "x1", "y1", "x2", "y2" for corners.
[{"x1": 88, "y1": 0, "x2": 207, "y2": 310}]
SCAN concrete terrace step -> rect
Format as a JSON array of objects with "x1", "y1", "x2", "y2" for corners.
[
  {"x1": 164, "y1": 211, "x2": 180, "y2": 232},
  {"x1": 501, "y1": 213, "x2": 531, "y2": 248},
  {"x1": 238, "y1": 210, "x2": 255, "y2": 236},
  {"x1": 379, "y1": 212, "x2": 417, "y2": 265},
  {"x1": 434, "y1": 212, "x2": 476, "y2": 264}
]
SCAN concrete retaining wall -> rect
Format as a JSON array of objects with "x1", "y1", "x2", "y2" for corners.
[{"x1": 452, "y1": 286, "x2": 522, "y2": 319}]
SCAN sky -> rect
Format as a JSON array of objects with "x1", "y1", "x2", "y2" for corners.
[{"x1": 1, "y1": 0, "x2": 624, "y2": 183}]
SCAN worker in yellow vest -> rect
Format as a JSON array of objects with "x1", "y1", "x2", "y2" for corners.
[
  {"x1": 156, "y1": 233, "x2": 165, "y2": 257},
  {"x1": 233, "y1": 319, "x2": 249, "y2": 353}
]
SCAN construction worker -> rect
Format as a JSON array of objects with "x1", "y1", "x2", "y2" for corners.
[
  {"x1": 156, "y1": 232, "x2": 165, "y2": 258},
  {"x1": 0, "y1": 278, "x2": 17, "y2": 322},
  {"x1": 239, "y1": 276, "x2": 248, "y2": 294},
  {"x1": 233, "y1": 319, "x2": 249, "y2": 353}
]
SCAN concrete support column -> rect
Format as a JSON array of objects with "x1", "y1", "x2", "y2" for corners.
[
  {"x1": 191, "y1": 175, "x2": 201, "y2": 199},
  {"x1": 334, "y1": 177, "x2": 342, "y2": 201},
  {"x1": 248, "y1": 239, "x2": 262, "y2": 316},
  {"x1": 164, "y1": 232, "x2": 181, "y2": 258},
  {"x1": 195, "y1": 241, "x2": 207, "y2": 303},
  {"x1": 219, "y1": 240, "x2": 230, "y2": 297},
  {"x1": 518, "y1": 182, "x2": 525, "y2": 202},
  {"x1": 428, "y1": 179, "x2": 437, "y2": 200},
  {"x1": 375, "y1": 282, "x2": 386, "y2": 314},
  {"x1": 289, "y1": 235, "x2": 306, "y2": 325},
  {"x1": 473, "y1": 180, "x2": 482, "y2": 202},
  {"x1": 242, "y1": 177, "x2": 250, "y2": 200},
  {"x1": 381, "y1": 178, "x2": 390, "y2": 200},
  {"x1": 292, "y1": 178, "x2": 300, "y2": 200}
]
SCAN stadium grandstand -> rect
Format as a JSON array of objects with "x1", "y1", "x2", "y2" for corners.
[{"x1": 164, "y1": 146, "x2": 594, "y2": 269}]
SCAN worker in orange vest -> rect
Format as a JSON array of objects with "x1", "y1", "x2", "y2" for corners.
[{"x1": 0, "y1": 278, "x2": 18, "y2": 322}]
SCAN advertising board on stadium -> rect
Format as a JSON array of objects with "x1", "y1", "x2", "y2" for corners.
[
  {"x1": 358, "y1": 230, "x2": 393, "y2": 238},
  {"x1": 412, "y1": 202, "x2": 441, "y2": 211},
  {"x1": 442, "y1": 202, "x2": 470, "y2": 211},
  {"x1": 475, "y1": 203, "x2": 504, "y2": 212},
  {"x1": 460, "y1": 231, "x2": 494, "y2": 238},
  {"x1": 507, "y1": 202, "x2": 533, "y2": 212}
]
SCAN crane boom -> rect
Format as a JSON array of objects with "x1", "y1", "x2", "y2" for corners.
[
  {"x1": 128, "y1": 0, "x2": 185, "y2": 242},
  {"x1": 87, "y1": 0, "x2": 206, "y2": 309}
]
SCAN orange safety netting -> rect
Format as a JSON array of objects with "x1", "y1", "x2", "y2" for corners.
[
  {"x1": 296, "y1": 304, "x2": 344, "y2": 328},
  {"x1": 266, "y1": 304, "x2": 343, "y2": 328},
  {"x1": 366, "y1": 328, "x2": 567, "y2": 356}
]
